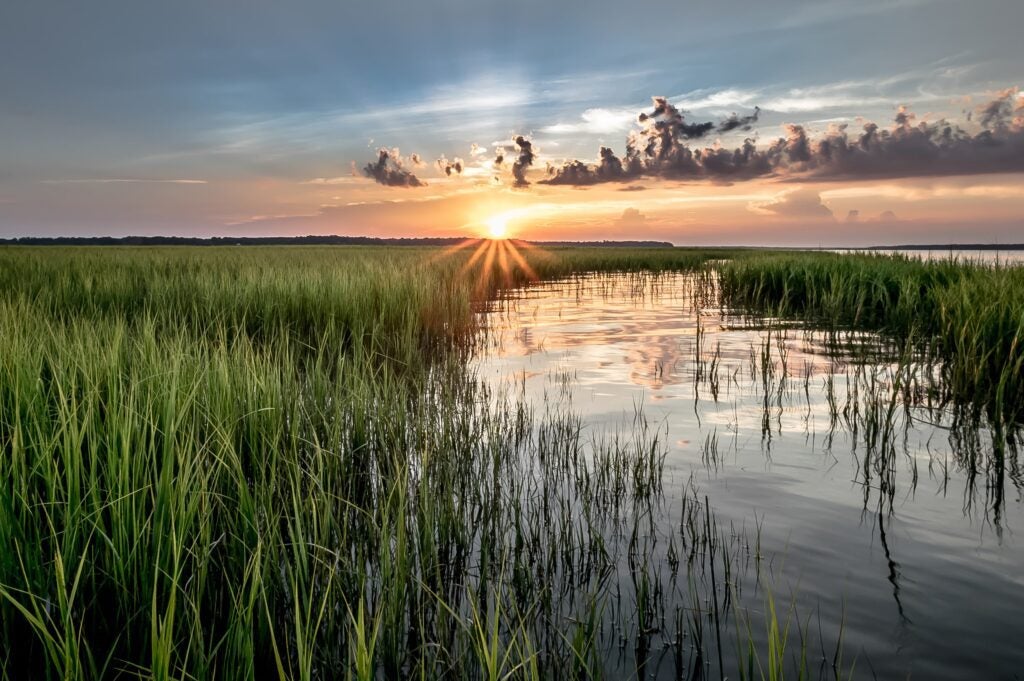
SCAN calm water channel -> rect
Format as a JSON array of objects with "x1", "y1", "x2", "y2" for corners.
[{"x1": 472, "y1": 271, "x2": 1024, "y2": 680}]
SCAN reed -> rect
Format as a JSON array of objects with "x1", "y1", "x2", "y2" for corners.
[
  {"x1": 718, "y1": 252, "x2": 1024, "y2": 424},
  {"x1": 0, "y1": 244, "x2": 802, "y2": 680}
]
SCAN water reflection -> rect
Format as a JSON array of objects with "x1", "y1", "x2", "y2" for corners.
[{"x1": 472, "y1": 271, "x2": 1024, "y2": 680}]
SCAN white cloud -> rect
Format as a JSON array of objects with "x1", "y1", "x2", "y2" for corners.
[
  {"x1": 304, "y1": 176, "x2": 365, "y2": 186},
  {"x1": 673, "y1": 85, "x2": 892, "y2": 115},
  {"x1": 671, "y1": 68, "x2": 979, "y2": 117},
  {"x1": 542, "y1": 107, "x2": 637, "y2": 135},
  {"x1": 673, "y1": 88, "x2": 760, "y2": 112}
]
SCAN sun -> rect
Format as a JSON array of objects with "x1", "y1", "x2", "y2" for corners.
[{"x1": 484, "y1": 215, "x2": 508, "y2": 239}]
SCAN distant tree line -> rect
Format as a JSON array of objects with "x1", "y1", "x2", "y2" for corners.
[{"x1": 0, "y1": 235, "x2": 675, "y2": 248}]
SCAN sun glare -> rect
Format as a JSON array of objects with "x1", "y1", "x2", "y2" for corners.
[{"x1": 485, "y1": 215, "x2": 508, "y2": 239}]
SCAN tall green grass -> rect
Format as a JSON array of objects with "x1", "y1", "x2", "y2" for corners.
[
  {"x1": 718, "y1": 252, "x2": 1024, "y2": 424},
  {"x1": 3, "y1": 245, "x2": 791, "y2": 680},
  {"x1": 5, "y1": 243, "x2": 1013, "y2": 678}
]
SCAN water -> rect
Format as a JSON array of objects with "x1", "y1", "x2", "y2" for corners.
[
  {"x1": 471, "y1": 271, "x2": 1024, "y2": 680},
  {"x1": 837, "y1": 248, "x2": 1024, "y2": 265}
]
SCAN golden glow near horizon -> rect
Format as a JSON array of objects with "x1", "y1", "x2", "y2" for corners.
[{"x1": 208, "y1": 171, "x2": 1024, "y2": 246}]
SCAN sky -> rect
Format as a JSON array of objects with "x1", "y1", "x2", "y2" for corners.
[{"x1": 1, "y1": 0, "x2": 1022, "y2": 245}]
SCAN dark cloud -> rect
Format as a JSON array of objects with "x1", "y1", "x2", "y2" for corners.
[
  {"x1": 976, "y1": 87, "x2": 1023, "y2": 131},
  {"x1": 694, "y1": 138, "x2": 773, "y2": 179},
  {"x1": 362, "y1": 148, "x2": 425, "y2": 187},
  {"x1": 546, "y1": 96, "x2": 762, "y2": 185},
  {"x1": 543, "y1": 146, "x2": 627, "y2": 185},
  {"x1": 364, "y1": 89, "x2": 1024, "y2": 191},
  {"x1": 718, "y1": 106, "x2": 761, "y2": 133},
  {"x1": 543, "y1": 89, "x2": 1024, "y2": 186},
  {"x1": 435, "y1": 156, "x2": 464, "y2": 176},
  {"x1": 793, "y1": 99, "x2": 1024, "y2": 180},
  {"x1": 492, "y1": 143, "x2": 510, "y2": 169},
  {"x1": 511, "y1": 135, "x2": 534, "y2": 187},
  {"x1": 637, "y1": 96, "x2": 715, "y2": 142}
]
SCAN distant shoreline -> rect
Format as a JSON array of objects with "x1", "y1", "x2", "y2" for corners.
[
  {"x1": 1, "y1": 236, "x2": 1023, "y2": 250},
  {"x1": 0, "y1": 235, "x2": 673, "y2": 248},
  {"x1": 861, "y1": 244, "x2": 1024, "y2": 251}
]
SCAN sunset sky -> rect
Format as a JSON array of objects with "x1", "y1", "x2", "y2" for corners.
[{"x1": 1, "y1": 0, "x2": 1022, "y2": 245}]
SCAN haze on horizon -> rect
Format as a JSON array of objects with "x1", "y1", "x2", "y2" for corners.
[{"x1": 1, "y1": 0, "x2": 1022, "y2": 246}]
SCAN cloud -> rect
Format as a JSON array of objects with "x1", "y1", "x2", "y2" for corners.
[
  {"x1": 615, "y1": 207, "x2": 647, "y2": 229},
  {"x1": 542, "y1": 146, "x2": 629, "y2": 185},
  {"x1": 754, "y1": 189, "x2": 834, "y2": 220},
  {"x1": 511, "y1": 136, "x2": 535, "y2": 187},
  {"x1": 544, "y1": 96, "x2": 762, "y2": 185},
  {"x1": 717, "y1": 107, "x2": 761, "y2": 133},
  {"x1": 841, "y1": 208, "x2": 900, "y2": 223},
  {"x1": 673, "y1": 85, "x2": 891, "y2": 114},
  {"x1": 435, "y1": 156, "x2": 464, "y2": 176},
  {"x1": 543, "y1": 88, "x2": 1024, "y2": 186},
  {"x1": 869, "y1": 209, "x2": 900, "y2": 222},
  {"x1": 975, "y1": 86, "x2": 1024, "y2": 130},
  {"x1": 360, "y1": 88, "x2": 1024, "y2": 191},
  {"x1": 304, "y1": 176, "x2": 364, "y2": 186},
  {"x1": 362, "y1": 148, "x2": 425, "y2": 187},
  {"x1": 637, "y1": 96, "x2": 716, "y2": 141},
  {"x1": 542, "y1": 108, "x2": 637, "y2": 135}
]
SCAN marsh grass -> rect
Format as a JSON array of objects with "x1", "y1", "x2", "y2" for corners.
[
  {"x1": 713, "y1": 252, "x2": 1023, "y2": 531},
  {"x1": 0, "y1": 245, "x2": 801, "y2": 680},
  {"x1": 6, "y1": 243, "x2": 1009, "y2": 679},
  {"x1": 718, "y1": 252, "x2": 1024, "y2": 424}
]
